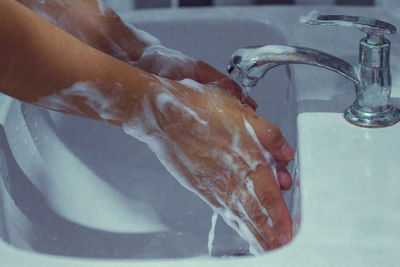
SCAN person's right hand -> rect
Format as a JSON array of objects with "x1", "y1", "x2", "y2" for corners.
[{"x1": 130, "y1": 77, "x2": 294, "y2": 251}]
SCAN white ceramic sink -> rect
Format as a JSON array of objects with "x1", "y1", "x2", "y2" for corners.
[{"x1": 0, "y1": 5, "x2": 400, "y2": 267}]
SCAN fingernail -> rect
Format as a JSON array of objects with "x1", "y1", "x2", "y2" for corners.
[
  {"x1": 281, "y1": 142, "x2": 294, "y2": 159},
  {"x1": 279, "y1": 234, "x2": 289, "y2": 245}
]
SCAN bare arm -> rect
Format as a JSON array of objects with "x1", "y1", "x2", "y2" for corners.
[
  {"x1": 0, "y1": 0, "x2": 157, "y2": 127},
  {"x1": 0, "y1": 0, "x2": 294, "y2": 251},
  {"x1": 16, "y1": 0, "x2": 257, "y2": 109}
]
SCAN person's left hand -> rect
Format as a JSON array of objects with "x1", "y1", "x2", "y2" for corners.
[
  {"x1": 18, "y1": 0, "x2": 258, "y2": 110},
  {"x1": 132, "y1": 46, "x2": 258, "y2": 110}
]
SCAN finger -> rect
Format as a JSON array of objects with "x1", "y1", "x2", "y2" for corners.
[
  {"x1": 277, "y1": 169, "x2": 292, "y2": 190},
  {"x1": 213, "y1": 78, "x2": 257, "y2": 110},
  {"x1": 218, "y1": 188, "x2": 278, "y2": 251},
  {"x1": 246, "y1": 114, "x2": 294, "y2": 162},
  {"x1": 244, "y1": 95, "x2": 258, "y2": 111},
  {"x1": 193, "y1": 61, "x2": 258, "y2": 110},
  {"x1": 251, "y1": 165, "x2": 292, "y2": 247},
  {"x1": 240, "y1": 196, "x2": 281, "y2": 250}
]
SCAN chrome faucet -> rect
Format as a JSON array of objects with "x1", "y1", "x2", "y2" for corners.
[{"x1": 227, "y1": 12, "x2": 400, "y2": 128}]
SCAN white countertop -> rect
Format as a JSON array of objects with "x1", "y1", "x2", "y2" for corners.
[{"x1": 293, "y1": 112, "x2": 400, "y2": 266}]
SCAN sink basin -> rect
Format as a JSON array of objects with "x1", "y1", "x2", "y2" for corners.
[
  {"x1": 0, "y1": 10, "x2": 297, "y2": 260},
  {"x1": 1, "y1": 5, "x2": 400, "y2": 267}
]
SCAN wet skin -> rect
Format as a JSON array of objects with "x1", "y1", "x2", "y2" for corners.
[{"x1": 0, "y1": 0, "x2": 294, "y2": 250}]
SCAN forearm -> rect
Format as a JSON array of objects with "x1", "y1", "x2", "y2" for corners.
[
  {"x1": 16, "y1": 0, "x2": 150, "y2": 62},
  {"x1": 16, "y1": 0, "x2": 232, "y2": 84},
  {"x1": 0, "y1": 0, "x2": 158, "y2": 127}
]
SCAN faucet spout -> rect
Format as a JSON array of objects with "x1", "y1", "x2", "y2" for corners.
[
  {"x1": 227, "y1": 44, "x2": 400, "y2": 128},
  {"x1": 227, "y1": 45, "x2": 360, "y2": 88},
  {"x1": 228, "y1": 14, "x2": 400, "y2": 127}
]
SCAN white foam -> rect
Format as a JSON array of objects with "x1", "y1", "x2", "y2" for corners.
[
  {"x1": 37, "y1": 92, "x2": 85, "y2": 117},
  {"x1": 155, "y1": 93, "x2": 208, "y2": 126},
  {"x1": 299, "y1": 10, "x2": 321, "y2": 24},
  {"x1": 245, "y1": 178, "x2": 274, "y2": 228},
  {"x1": 243, "y1": 116, "x2": 278, "y2": 182},
  {"x1": 222, "y1": 152, "x2": 239, "y2": 173},
  {"x1": 97, "y1": 0, "x2": 107, "y2": 15},
  {"x1": 213, "y1": 195, "x2": 264, "y2": 255},
  {"x1": 208, "y1": 210, "x2": 218, "y2": 256},
  {"x1": 37, "y1": 82, "x2": 124, "y2": 121},
  {"x1": 141, "y1": 45, "x2": 191, "y2": 63},
  {"x1": 231, "y1": 130, "x2": 261, "y2": 172},
  {"x1": 178, "y1": 78, "x2": 205, "y2": 93},
  {"x1": 135, "y1": 45, "x2": 196, "y2": 77},
  {"x1": 123, "y1": 23, "x2": 161, "y2": 47}
]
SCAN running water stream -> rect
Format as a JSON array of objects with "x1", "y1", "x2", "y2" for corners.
[
  {"x1": 208, "y1": 210, "x2": 218, "y2": 256},
  {"x1": 242, "y1": 87, "x2": 251, "y2": 103}
]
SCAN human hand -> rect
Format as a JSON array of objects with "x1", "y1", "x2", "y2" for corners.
[
  {"x1": 18, "y1": 0, "x2": 257, "y2": 110},
  {"x1": 134, "y1": 51, "x2": 258, "y2": 110},
  {"x1": 17, "y1": 0, "x2": 149, "y2": 60},
  {"x1": 124, "y1": 78, "x2": 294, "y2": 251}
]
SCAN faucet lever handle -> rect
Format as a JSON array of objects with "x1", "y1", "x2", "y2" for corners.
[{"x1": 300, "y1": 11, "x2": 396, "y2": 39}]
